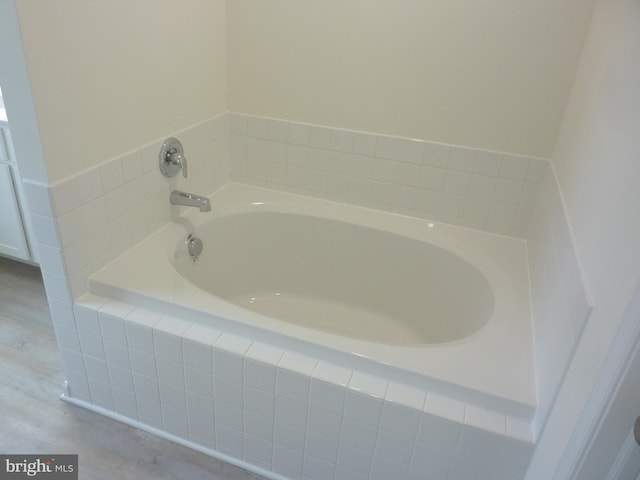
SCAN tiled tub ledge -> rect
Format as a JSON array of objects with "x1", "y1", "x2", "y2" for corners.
[{"x1": 60, "y1": 295, "x2": 535, "y2": 480}]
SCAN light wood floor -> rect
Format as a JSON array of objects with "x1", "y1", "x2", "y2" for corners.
[{"x1": 0, "y1": 256, "x2": 266, "y2": 480}]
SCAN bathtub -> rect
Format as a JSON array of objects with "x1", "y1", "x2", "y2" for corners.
[{"x1": 89, "y1": 183, "x2": 535, "y2": 420}]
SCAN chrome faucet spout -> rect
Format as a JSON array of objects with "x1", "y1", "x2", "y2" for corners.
[{"x1": 170, "y1": 190, "x2": 211, "y2": 212}]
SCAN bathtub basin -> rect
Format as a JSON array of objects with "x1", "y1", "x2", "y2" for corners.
[
  {"x1": 173, "y1": 210, "x2": 495, "y2": 345},
  {"x1": 90, "y1": 183, "x2": 536, "y2": 418}
]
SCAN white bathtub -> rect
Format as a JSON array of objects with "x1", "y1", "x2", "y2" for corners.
[{"x1": 90, "y1": 183, "x2": 535, "y2": 419}]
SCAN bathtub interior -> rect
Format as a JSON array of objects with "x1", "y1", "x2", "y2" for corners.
[{"x1": 172, "y1": 210, "x2": 495, "y2": 345}]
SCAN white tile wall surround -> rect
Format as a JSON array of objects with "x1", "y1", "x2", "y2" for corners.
[
  {"x1": 24, "y1": 114, "x2": 230, "y2": 303},
  {"x1": 227, "y1": 113, "x2": 549, "y2": 238},
  {"x1": 65, "y1": 295, "x2": 535, "y2": 480},
  {"x1": 526, "y1": 167, "x2": 591, "y2": 438}
]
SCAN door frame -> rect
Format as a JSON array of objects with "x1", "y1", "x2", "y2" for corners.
[{"x1": 558, "y1": 280, "x2": 640, "y2": 479}]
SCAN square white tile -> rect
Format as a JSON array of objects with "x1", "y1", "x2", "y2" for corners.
[
  {"x1": 336, "y1": 443, "x2": 373, "y2": 477},
  {"x1": 125, "y1": 323, "x2": 154, "y2": 354},
  {"x1": 344, "y1": 390, "x2": 384, "y2": 426},
  {"x1": 380, "y1": 401, "x2": 422, "y2": 439},
  {"x1": 245, "y1": 359, "x2": 277, "y2": 394},
  {"x1": 275, "y1": 396, "x2": 308, "y2": 430},
  {"x1": 307, "y1": 407, "x2": 342, "y2": 441},
  {"x1": 156, "y1": 357, "x2": 185, "y2": 388},
  {"x1": 374, "y1": 429, "x2": 415, "y2": 464},
  {"x1": 244, "y1": 386, "x2": 275, "y2": 419},
  {"x1": 185, "y1": 366, "x2": 213, "y2": 398},
  {"x1": 273, "y1": 444, "x2": 303, "y2": 478},
  {"x1": 305, "y1": 433, "x2": 338, "y2": 464},
  {"x1": 159, "y1": 382, "x2": 187, "y2": 411},
  {"x1": 133, "y1": 372, "x2": 160, "y2": 402},
  {"x1": 103, "y1": 339, "x2": 131, "y2": 369},
  {"x1": 186, "y1": 390, "x2": 215, "y2": 421},
  {"x1": 244, "y1": 411, "x2": 274, "y2": 442},
  {"x1": 107, "y1": 363, "x2": 134, "y2": 392},
  {"x1": 129, "y1": 348, "x2": 157, "y2": 378},
  {"x1": 183, "y1": 338, "x2": 213, "y2": 373},
  {"x1": 309, "y1": 379, "x2": 346, "y2": 416},
  {"x1": 417, "y1": 413, "x2": 463, "y2": 451},
  {"x1": 274, "y1": 421, "x2": 306, "y2": 453},
  {"x1": 214, "y1": 376, "x2": 243, "y2": 406}
]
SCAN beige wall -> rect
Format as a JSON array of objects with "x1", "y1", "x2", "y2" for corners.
[
  {"x1": 227, "y1": 0, "x2": 595, "y2": 158},
  {"x1": 15, "y1": 0, "x2": 596, "y2": 181},
  {"x1": 15, "y1": 0, "x2": 228, "y2": 183}
]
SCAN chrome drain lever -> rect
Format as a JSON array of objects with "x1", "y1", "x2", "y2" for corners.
[{"x1": 187, "y1": 234, "x2": 203, "y2": 261}]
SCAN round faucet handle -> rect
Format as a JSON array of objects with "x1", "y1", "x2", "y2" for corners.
[{"x1": 159, "y1": 137, "x2": 188, "y2": 178}]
